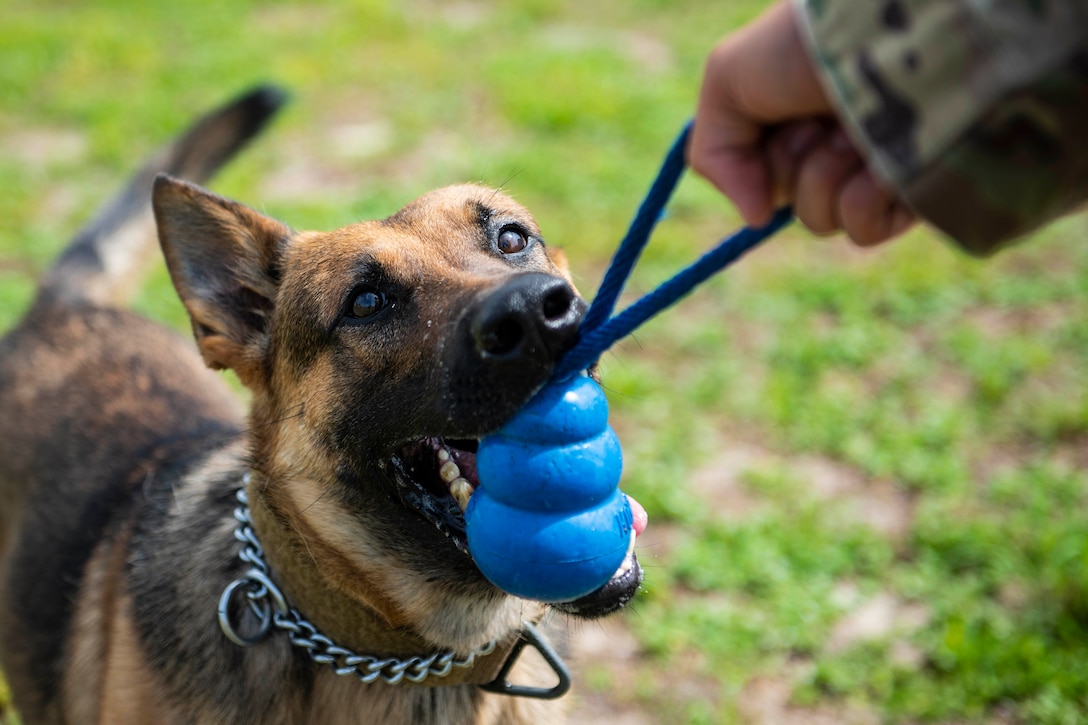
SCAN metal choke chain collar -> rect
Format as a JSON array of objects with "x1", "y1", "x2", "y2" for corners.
[
  {"x1": 217, "y1": 482, "x2": 570, "y2": 698},
  {"x1": 217, "y1": 484, "x2": 500, "y2": 685}
]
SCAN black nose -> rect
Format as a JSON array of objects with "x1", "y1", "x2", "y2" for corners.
[{"x1": 472, "y1": 273, "x2": 584, "y2": 367}]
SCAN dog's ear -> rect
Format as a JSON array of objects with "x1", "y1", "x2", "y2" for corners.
[
  {"x1": 153, "y1": 174, "x2": 290, "y2": 388},
  {"x1": 544, "y1": 245, "x2": 568, "y2": 271},
  {"x1": 545, "y1": 245, "x2": 574, "y2": 279},
  {"x1": 546, "y1": 245, "x2": 587, "y2": 302}
]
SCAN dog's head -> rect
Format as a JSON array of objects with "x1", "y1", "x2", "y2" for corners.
[{"x1": 153, "y1": 178, "x2": 641, "y2": 650}]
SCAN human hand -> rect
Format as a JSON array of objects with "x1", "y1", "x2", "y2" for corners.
[{"x1": 688, "y1": 1, "x2": 915, "y2": 246}]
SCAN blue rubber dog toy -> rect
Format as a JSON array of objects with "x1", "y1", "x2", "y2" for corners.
[
  {"x1": 464, "y1": 123, "x2": 792, "y2": 603},
  {"x1": 466, "y1": 374, "x2": 632, "y2": 602}
]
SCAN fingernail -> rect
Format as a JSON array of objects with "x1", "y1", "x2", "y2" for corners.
[{"x1": 740, "y1": 200, "x2": 773, "y2": 228}]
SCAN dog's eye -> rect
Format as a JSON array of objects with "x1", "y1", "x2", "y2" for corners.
[
  {"x1": 348, "y1": 288, "x2": 389, "y2": 319},
  {"x1": 497, "y1": 227, "x2": 529, "y2": 255}
]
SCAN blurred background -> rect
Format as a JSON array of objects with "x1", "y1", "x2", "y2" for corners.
[{"x1": 2, "y1": 1, "x2": 1087, "y2": 723}]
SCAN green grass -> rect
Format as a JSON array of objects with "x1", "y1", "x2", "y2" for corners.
[{"x1": 3, "y1": 1, "x2": 1088, "y2": 723}]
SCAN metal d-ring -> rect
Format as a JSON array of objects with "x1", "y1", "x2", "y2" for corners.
[
  {"x1": 480, "y1": 621, "x2": 572, "y2": 700},
  {"x1": 217, "y1": 568, "x2": 287, "y2": 647}
]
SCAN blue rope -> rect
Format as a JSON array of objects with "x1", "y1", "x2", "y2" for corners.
[{"x1": 553, "y1": 123, "x2": 793, "y2": 381}]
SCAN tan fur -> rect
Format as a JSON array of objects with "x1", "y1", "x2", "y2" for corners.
[{"x1": 97, "y1": 591, "x2": 166, "y2": 724}]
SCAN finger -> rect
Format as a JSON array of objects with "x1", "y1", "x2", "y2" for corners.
[
  {"x1": 689, "y1": 115, "x2": 774, "y2": 225},
  {"x1": 839, "y1": 169, "x2": 917, "y2": 245},
  {"x1": 689, "y1": 141, "x2": 775, "y2": 226},
  {"x1": 793, "y1": 127, "x2": 864, "y2": 235},
  {"x1": 766, "y1": 120, "x2": 828, "y2": 209}
]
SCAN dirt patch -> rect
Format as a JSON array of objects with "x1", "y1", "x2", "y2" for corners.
[
  {"x1": 798, "y1": 457, "x2": 916, "y2": 542},
  {"x1": 566, "y1": 616, "x2": 659, "y2": 725},
  {"x1": 736, "y1": 670, "x2": 879, "y2": 725},
  {"x1": 259, "y1": 111, "x2": 397, "y2": 202},
  {"x1": 564, "y1": 616, "x2": 889, "y2": 725},
  {"x1": 2, "y1": 127, "x2": 87, "y2": 168},
  {"x1": 826, "y1": 591, "x2": 929, "y2": 667},
  {"x1": 566, "y1": 619, "x2": 722, "y2": 724},
  {"x1": 689, "y1": 435, "x2": 917, "y2": 542},
  {"x1": 687, "y1": 441, "x2": 772, "y2": 522},
  {"x1": 260, "y1": 154, "x2": 363, "y2": 201}
]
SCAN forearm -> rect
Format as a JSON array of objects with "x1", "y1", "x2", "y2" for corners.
[{"x1": 795, "y1": 0, "x2": 1088, "y2": 253}]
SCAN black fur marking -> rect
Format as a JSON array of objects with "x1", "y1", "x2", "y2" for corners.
[{"x1": 471, "y1": 201, "x2": 493, "y2": 232}]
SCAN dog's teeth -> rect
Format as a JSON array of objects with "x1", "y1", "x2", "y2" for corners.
[
  {"x1": 437, "y1": 448, "x2": 451, "y2": 463},
  {"x1": 616, "y1": 532, "x2": 637, "y2": 575},
  {"x1": 450, "y1": 477, "x2": 475, "y2": 510},
  {"x1": 439, "y1": 460, "x2": 461, "y2": 484}
]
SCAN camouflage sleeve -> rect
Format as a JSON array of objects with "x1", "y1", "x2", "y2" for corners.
[{"x1": 794, "y1": 0, "x2": 1088, "y2": 254}]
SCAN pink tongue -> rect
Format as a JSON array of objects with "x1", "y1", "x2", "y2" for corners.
[{"x1": 626, "y1": 494, "x2": 648, "y2": 537}]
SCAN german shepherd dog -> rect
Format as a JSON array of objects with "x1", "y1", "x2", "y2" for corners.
[{"x1": 0, "y1": 88, "x2": 642, "y2": 724}]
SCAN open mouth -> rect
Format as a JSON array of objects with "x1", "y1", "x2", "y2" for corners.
[
  {"x1": 391, "y1": 436, "x2": 479, "y2": 555},
  {"x1": 390, "y1": 435, "x2": 645, "y2": 615}
]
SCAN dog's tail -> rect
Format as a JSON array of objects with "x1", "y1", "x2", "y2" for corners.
[{"x1": 37, "y1": 85, "x2": 288, "y2": 308}]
